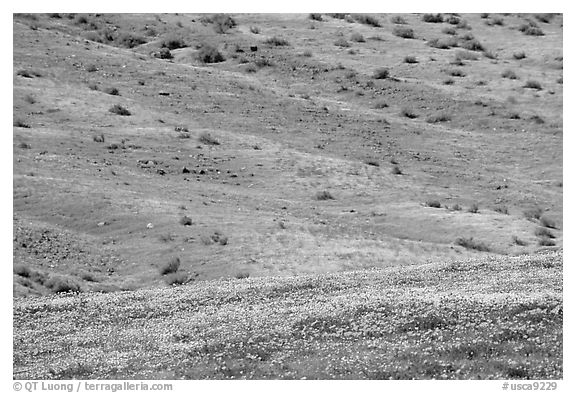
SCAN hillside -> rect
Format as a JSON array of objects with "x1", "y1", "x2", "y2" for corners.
[
  {"x1": 13, "y1": 251, "x2": 562, "y2": 379},
  {"x1": 13, "y1": 13, "x2": 562, "y2": 296}
]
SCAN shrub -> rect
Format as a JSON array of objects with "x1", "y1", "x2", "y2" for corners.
[
  {"x1": 448, "y1": 69, "x2": 465, "y2": 77},
  {"x1": 530, "y1": 115, "x2": 545, "y2": 124},
  {"x1": 519, "y1": 24, "x2": 544, "y2": 36},
  {"x1": 198, "y1": 132, "x2": 220, "y2": 145},
  {"x1": 334, "y1": 38, "x2": 351, "y2": 47},
  {"x1": 315, "y1": 191, "x2": 335, "y2": 200},
  {"x1": 468, "y1": 203, "x2": 479, "y2": 213},
  {"x1": 455, "y1": 50, "x2": 479, "y2": 61},
  {"x1": 393, "y1": 26, "x2": 414, "y2": 39},
  {"x1": 390, "y1": 15, "x2": 406, "y2": 24},
  {"x1": 391, "y1": 166, "x2": 402, "y2": 175},
  {"x1": 426, "y1": 112, "x2": 451, "y2": 123},
  {"x1": 512, "y1": 236, "x2": 527, "y2": 246},
  {"x1": 254, "y1": 57, "x2": 273, "y2": 67},
  {"x1": 197, "y1": 45, "x2": 225, "y2": 63},
  {"x1": 494, "y1": 206, "x2": 509, "y2": 214},
  {"x1": 18, "y1": 142, "x2": 31, "y2": 149},
  {"x1": 460, "y1": 39, "x2": 484, "y2": 51},
  {"x1": 155, "y1": 48, "x2": 173, "y2": 59},
  {"x1": 116, "y1": 33, "x2": 146, "y2": 48},
  {"x1": 86, "y1": 64, "x2": 98, "y2": 72},
  {"x1": 235, "y1": 271, "x2": 250, "y2": 279},
  {"x1": 352, "y1": 14, "x2": 381, "y2": 27},
  {"x1": 455, "y1": 237, "x2": 490, "y2": 252},
  {"x1": 165, "y1": 271, "x2": 189, "y2": 285},
  {"x1": 401, "y1": 108, "x2": 417, "y2": 118},
  {"x1": 109, "y1": 104, "x2": 131, "y2": 116},
  {"x1": 422, "y1": 13, "x2": 444, "y2": 23},
  {"x1": 535, "y1": 228, "x2": 555, "y2": 239},
  {"x1": 88, "y1": 83, "x2": 99, "y2": 91},
  {"x1": 309, "y1": 13, "x2": 323, "y2": 21},
  {"x1": 502, "y1": 69, "x2": 518, "y2": 79},
  {"x1": 209, "y1": 14, "x2": 237, "y2": 33},
  {"x1": 428, "y1": 37, "x2": 458, "y2": 49},
  {"x1": 404, "y1": 56, "x2": 418, "y2": 64},
  {"x1": 509, "y1": 112, "x2": 521, "y2": 120},
  {"x1": 524, "y1": 80, "x2": 542, "y2": 90},
  {"x1": 539, "y1": 216, "x2": 556, "y2": 229},
  {"x1": 265, "y1": 36, "x2": 290, "y2": 46},
  {"x1": 327, "y1": 14, "x2": 347, "y2": 19},
  {"x1": 443, "y1": 78, "x2": 454, "y2": 85},
  {"x1": 442, "y1": 27, "x2": 457, "y2": 35},
  {"x1": 538, "y1": 238, "x2": 555, "y2": 247},
  {"x1": 250, "y1": 26, "x2": 260, "y2": 34},
  {"x1": 350, "y1": 32, "x2": 365, "y2": 42},
  {"x1": 159, "y1": 257, "x2": 180, "y2": 275},
  {"x1": 524, "y1": 207, "x2": 543, "y2": 220},
  {"x1": 456, "y1": 19, "x2": 471, "y2": 29},
  {"x1": 103, "y1": 87, "x2": 119, "y2": 96},
  {"x1": 446, "y1": 15, "x2": 460, "y2": 25},
  {"x1": 373, "y1": 101, "x2": 388, "y2": 109},
  {"x1": 450, "y1": 204, "x2": 462, "y2": 211},
  {"x1": 483, "y1": 50, "x2": 497, "y2": 59},
  {"x1": 93, "y1": 134, "x2": 105, "y2": 143},
  {"x1": 425, "y1": 200, "x2": 442, "y2": 208},
  {"x1": 179, "y1": 216, "x2": 193, "y2": 226},
  {"x1": 45, "y1": 276, "x2": 81, "y2": 293},
  {"x1": 14, "y1": 264, "x2": 31, "y2": 278},
  {"x1": 372, "y1": 68, "x2": 389, "y2": 79},
  {"x1": 161, "y1": 36, "x2": 187, "y2": 50},
  {"x1": 513, "y1": 51, "x2": 527, "y2": 60},
  {"x1": 534, "y1": 14, "x2": 554, "y2": 23}
]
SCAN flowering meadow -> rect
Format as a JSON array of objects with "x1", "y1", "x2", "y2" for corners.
[{"x1": 13, "y1": 251, "x2": 562, "y2": 379}]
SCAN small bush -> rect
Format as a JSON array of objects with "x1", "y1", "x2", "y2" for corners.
[
  {"x1": 93, "y1": 134, "x2": 105, "y2": 143},
  {"x1": 535, "y1": 228, "x2": 555, "y2": 239},
  {"x1": 86, "y1": 64, "x2": 98, "y2": 72},
  {"x1": 45, "y1": 276, "x2": 81, "y2": 293},
  {"x1": 448, "y1": 69, "x2": 465, "y2": 77},
  {"x1": 155, "y1": 48, "x2": 173, "y2": 59},
  {"x1": 393, "y1": 26, "x2": 414, "y2": 39},
  {"x1": 512, "y1": 236, "x2": 527, "y2": 246},
  {"x1": 116, "y1": 33, "x2": 146, "y2": 48},
  {"x1": 428, "y1": 37, "x2": 458, "y2": 49},
  {"x1": 468, "y1": 203, "x2": 479, "y2": 213},
  {"x1": 422, "y1": 13, "x2": 444, "y2": 23},
  {"x1": 524, "y1": 80, "x2": 542, "y2": 90},
  {"x1": 14, "y1": 264, "x2": 31, "y2": 278},
  {"x1": 88, "y1": 83, "x2": 99, "y2": 91},
  {"x1": 264, "y1": 36, "x2": 290, "y2": 46},
  {"x1": 315, "y1": 191, "x2": 335, "y2": 201},
  {"x1": 460, "y1": 39, "x2": 484, "y2": 51},
  {"x1": 502, "y1": 69, "x2": 518, "y2": 79},
  {"x1": 404, "y1": 56, "x2": 418, "y2": 64},
  {"x1": 538, "y1": 239, "x2": 555, "y2": 247},
  {"x1": 373, "y1": 101, "x2": 388, "y2": 109},
  {"x1": 235, "y1": 271, "x2": 250, "y2": 279},
  {"x1": 161, "y1": 36, "x2": 187, "y2": 50},
  {"x1": 109, "y1": 104, "x2": 131, "y2": 116},
  {"x1": 309, "y1": 13, "x2": 323, "y2": 21},
  {"x1": 198, "y1": 132, "x2": 220, "y2": 145},
  {"x1": 401, "y1": 108, "x2": 417, "y2": 119},
  {"x1": 442, "y1": 27, "x2": 457, "y2": 35},
  {"x1": 519, "y1": 24, "x2": 544, "y2": 36},
  {"x1": 539, "y1": 216, "x2": 556, "y2": 229},
  {"x1": 353, "y1": 14, "x2": 381, "y2": 27},
  {"x1": 450, "y1": 204, "x2": 462, "y2": 211},
  {"x1": 103, "y1": 87, "x2": 119, "y2": 96},
  {"x1": 350, "y1": 32, "x2": 365, "y2": 42},
  {"x1": 494, "y1": 206, "x2": 509, "y2": 214},
  {"x1": 455, "y1": 50, "x2": 479, "y2": 61},
  {"x1": 334, "y1": 38, "x2": 351, "y2": 47},
  {"x1": 254, "y1": 57, "x2": 273, "y2": 67},
  {"x1": 390, "y1": 15, "x2": 406, "y2": 24},
  {"x1": 197, "y1": 45, "x2": 225, "y2": 63},
  {"x1": 179, "y1": 216, "x2": 193, "y2": 226},
  {"x1": 14, "y1": 120, "x2": 31, "y2": 128},
  {"x1": 425, "y1": 200, "x2": 442, "y2": 208},
  {"x1": 18, "y1": 142, "x2": 31, "y2": 149},
  {"x1": 524, "y1": 207, "x2": 543, "y2": 220},
  {"x1": 534, "y1": 14, "x2": 554, "y2": 23},
  {"x1": 209, "y1": 14, "x2": 237, "y2": 33},
  {"x1": 513, "y1": 51, "x2": 527, "y2": 60},
  {"x1": 443, "y1": 78, "x2": 454, "y2": 85},
  {"x1": 372, "y1": 68, "x2": 389, "y2": 79},
  {"x1": 530, "y1": 115, "x2": 545, "y2": 124},
  {"x1": 159, "y1": 257, "x2": 180, "y2": 275},
  {"x1": 446, "y1": 15, "x2": 460, "y2": 25},
  {"x1": 165, "y1": 271, "x2": 189, "y2": 285},
  {"x1": 391, "y1": 165, "x2": 402, "y2": 175},
  {"x1": 455, "y1": 237, "x2": 490, "y2": 252},
  {"x1": 426, "y1": 112, "x2": 451, "y2": 123}
]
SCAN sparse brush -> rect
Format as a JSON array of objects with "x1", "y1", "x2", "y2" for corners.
[
  {"x1": 428, "y1": 37, "x2": 458, "y2": 49},
  {"x1": 426, "y1": 112, "x2": 451, "y2": 123},
  {"x1": 86, "y1": 64, "x2": 98, "y2": 72},
  {"x1": 539, "y1": 216, "x2": 556, "y2": 229},
  {"x1": 208, "y1": 14, "x2": 237, "y2": 34},
  {"x1": 88, "y1": 83, "x2": 99, "y2": 91},
  {"x1": 155, "y1": 48, "x2": 173, "y2": 59},
  {"x1": 391, "y1": 165, "x2": 402, "y2": 175},
  {"x1": 530, "y1": 115, "x2": 545, "y2": 124},
  {"x1": 334, "y1": 38, "x2": 351, "y2": 47},
  {"x1": 18, "y1": 142, "x2": 31, "y2": 149},
  {"x1": 161, "y1": 36, "x2": 187, "y2": 50},
  {"x1": 468, "y1": 203, "x2": 479, "y2": 213},
  {"x1": 502, "y1": 69, "x2": 518, "y2": 79},
  {"x1": 309, "y1": 13, "x2": 323, "y2": 21},
  {"x1": 14, "y1": 120, "x2": 31, "y2": 128},
  {"x1": 450, "y1": 204, "x2": 462, "y2": 211},
  {"x1": 422, "y1": 13, "x2": 444, "y2": 23},
  {"x1": 455, "y1": 50, "x2": 479, "y2": 61},
  {"x1": 264, "y1": 36, "x2": 290, "y2": 46},
  {"x1": 524, "y1": 80, "x2": 542, "y2": 90},
  {"x1": 352, "y1": 14, "x2": 381, "y2": 27},
  {"x1": 519, "y1": 23, "x2": 544, "y2": 36},
  {"x1": 442, "y1": 27, "x2": 457, "y2": 35},
  {"x1": 494, "y1": 206, "x2": 509, "y2": 214},
  {"x1": 448, "y1": 69, "x2": 465, "y2": 77},
  {"x1": 425, "y1": 200, "x2": 442, "y2": 208},
  {"x1": 198, "y1": 132, "x2": 220, "y2": 145},
  {"x1": 373, "y1": 101, "x2": 388, "y2": 109},
  {"x1": 460, "y1": 39, "x2": 484, "y2": 51},
  {"x1": 315, "y1": 191, "x2": 335, "y2": 201},
  {"x1": 164, "y1": 271, "x2": 189, "y2": 285},
  {"x1": 115, "y1": 33, "x2": 147, "y2": 48},
  {"x1": 235, "y1": 271, "x2": 250, "y2": 279},
  {"x1": 404, "y1": 56, "x2": 418, "y2": 64},
  {"x1": 103, "y1": 87, "x2": 120, "y2": 96},
  {"x1": 109, "y1": 104, "x2": 131, "y2": 116},
  {"x1": 93, "y1": 134, "x2": 105, "y2": 143},
  {"x1": 513, "y1": 51, "x2": 526, "y2": 60},
  {"x1": 250, "y1": 26, "x2": 260, "y2": 34},
  {"x1": 159, "y1": 257, "x2": 181, "y2": 275},
  {"x1": 372, "y1": 68, "x2": 389, "y2": 79},
  {"x1": 197, "y1": 45, "x2": 225, "y2": 63},
  {"x1": 524, "y1": 207, "x2": 543, "y2": 220},
  {"x1": 446, "y1": 15, "x2": 460, "y2": 25},
  {"x1": 538, "y1": 238, "x2": 555, "y2": 247},
  {"x1": 14, "y1": 264, "x2": 31, "y2": 278},
  {"x1": 443, "y1": 78, "x2": 454, "y2": 85},
  {"x1": 45, "y1": 276, "x2": 81, "y2": 293},
  {"x1": 456, "y1": 237, "x2": 490, "y2": 252},
  {"x1": 390, "y1": 15, "x2": 406, "y2": 24},
  {"x1": 512, "y1": 236, "x2": 527, "y2": 246},
  {"x1": 401, "y1": 108, "x2": 417, "y2": 119},
  {"x1": 393, "y1": 26, "x2": 414, "y2": 39},
  {"x1": 350, "y1": 32, "x2": 365, "y2": 42},
  {"x1": 179, "y1": 216, "x2": 192, "y2": 226},
  {"x1": 535, "y1": 228, "x2": 555, "y2": 239}
]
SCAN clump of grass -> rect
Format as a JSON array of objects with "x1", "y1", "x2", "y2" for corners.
[
  {"x1": 373, "y1": 100, "x2": 388, "y2": 109},
  {"x1": 455, "y1": 237, "x2": 490, "y2": 252},
  {"x1": 494, "y1": 206, "x2": 509, "y2": 215},
  {"x1": 530, "y1": 115, "x2": 545, "y2": 124},
  {"x1": 513, "y1": 51, "x2": 527, "y2": 60},
  {"x1": 460, "y1": 39, "x2": 484, "y2": 51},
  {"x1": 352, "y1": 14, "x2": 381, "y2": 27},
  {"x1": 509, "y1": 112, "x2": 521, "y2": 120},
  {"x1": 468, "y1": 203, "x2": 479, "y2": 213},
  {"x1": 524, "y1": 80, "x2": 542, "y2": 90},
  {"x1": 235, "y1": 271, "x2": 250, "y2": 279},
  {"x1": 448, "y1": 69, "x2": 465, "y2": 77},
  {"x1": 197, "y1": 44, "x2": 225, "y2": 63},
  {"x1": 442, "y1": 27, "x2": 457, "y2": 35},
  {"x1": 109, "y1": 104, "x2": 131, "y2": 116},
  {"x1": 159, "y1": 257, "x2": 180, "y2": 275},
  {"x1": 18, "y1": 142, "x2": 31, "y2": 149},
  {"x1": 86, "y1": 64, "x2": 98, "y2": 73},
  {"x1": 425, "y1": 200, "x2": 442, "y2": 208},
  {"x1": 512, "y1": 236, "x2": 527, "y2": 246},
  {"x1": 524, "y1": 207, "x2": 543, "y2": 220},
  {"x1": 198, "y1": 132, "x2": 220, "y2": 145},
  {"x1": 443, "y1": 78, "x2": 455, "y2": 85},
  {"x1": 309, "y1": 13, "x2": 323, "y2": 21},
  {"x1": 88, "y1": 83, "x2": 99, "y2": 91},
  {"x1": 393, "y1": 26, "x2": 414, "y2": 39},
  {"x1": 161, "y1": 36, "x2": 187, "y2": 50},
  {"x1": 426, "y1": 112, "x2": 451, "y2": 123},
  {"x1": 539, "y1": 216, "x2": 556, "y2": 229},
  {"x1": 350, "y1": 32, "x2": 365, "y2": 42},
  {"x1": 264, "y1": 36, "x2": 290, "y2": 46},
  {"x1": 179, "y1": 216, "x2": 193, "y2": 226},
  {"x1": 391, "y1": 165, "x2": 402, "y2": 175},
  {"x1": 538, "y1": 239, "x2": 555, "y2": 247},
  {"x1": 400, "y1": 108, "x2": 418, "y2": 119},
  {"x1": 450, "y1": 204, "x2": 462, "y2": 211},
  {"x1": 404, "y1": 56, "x2": 418, "y2": 64},
  {"x1": 14, "y1": 264, "x2": 32, "y2": 278},
  {"x1": 14, "y1": 120, "x2": 31, "y2": 128},
  {"x1": 116, "y1": 32, "x2": 147, "y2": 48},
  {"x1": 390, "y1": 15, "x2": 406, "y2": 24},
  {"x1": 103, "y1": 87, "x2": 119, "y2": 96},
  {"x1": 535, "y1": 228, "x2": 555, "y2": 239},
  {"x1": 422, "y1": 13, "x2": 444, "y2": 23},
  {"x1": 446, "y1": 15, "x2": 461, "y2": 25},
  {"x1": 455, "y1": 50, "x2": 479, "y2": 61},
  {"x1": 165, "y1": 271, "x2": 189, "y2": 285},
  {"x1": 45, "y1": 276, "x2": 81, "y2": 293},
  {"x1": 334, "y1": 38, "x2": 351, "y2": 47},
  {"x1": 155, "y1": 48, "x2": 173, "y2": 59},
  {"x1": 315, "y1": 191, "x2": 335, "y2": 201},
  {"x1": 519, "y1": 23, "x2": 544, "y2": 36},
  {"x1": 502, "y1": 69, "x2": 518, "y2": 79},
  {"x1": 428, "y1": 37, "x2": 458, "y2": 49},
  {"x1": 372, "y1": 68, "x2": 389, "y2": 79},
  {"x1": 93, "y1": 134, "x2": 105, "y2": 143}
]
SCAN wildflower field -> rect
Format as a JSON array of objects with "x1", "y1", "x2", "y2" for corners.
[{"x1": 13, "y1": 251, "x2": 562, "y2": 380}]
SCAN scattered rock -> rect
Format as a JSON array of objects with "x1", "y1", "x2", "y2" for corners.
[{"x1": 146, "y1": 223, "x2": 154, "y2": 229}]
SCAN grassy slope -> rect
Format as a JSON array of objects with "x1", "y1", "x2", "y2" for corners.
[{"x1": 13, "y1": 251, "x2": 562, "y2": 380}]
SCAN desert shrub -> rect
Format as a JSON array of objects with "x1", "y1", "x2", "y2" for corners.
[
  {"x1": 14, "y1": 264, "x2": 31, "y2": 278},
  {"x1": 179, "y1": 216, "x2": 193, "y2": 226},
  {"x1": 109, "y1": 104, "x2": 131, "y2": 116},
  {"x1": 524, "y1": 207, "x2": 543, "y2": 220},
  {"x1": 426, "y1": 112, "x2": 451, "y2": 123},
  {"x1": 455, "y1": 50, "x2": 479, "y2": 61},
  {"x1": 480, "y1": 13, "x2": 490, "y2": 19},
  {"x1": 494, "y1": 206, "x2": 509, "y2": 214},
  {"x1": 524, "y1": 80, "x2": 542, "y2": 90},
  {"x1": 534, "y1": 14, "x2": 554, "y2": 23},
  {"x1": 513, "y1": 51, "x2": 527, "y2": 60},
  {"x1": 103, "y1": 87, "x2": 119, "y2": 96},
  {"x1": 446, "y1": 15, "x2": 460, "y2": 25},
  {"x1": 80, "y1": 272, "x2": 98, "y2": 282},
  {"x1": 443, "y1": 78, "x2": 454, "y2": 85},
  {"x1": 519, "y1": 23, "x2": 544, "y2": 36},
  {"x1": 209, "y1": 14, "x2": 237, "y2": 33},
  {"x1": 539, "y1": 216, "x2": 556, "y2": 229},
  {"x1": 428, "y1": 37, "x2": 458, "y2": 49},
  {"x1": 85, "y1": 64, "x2": 98, "y2": 72},
  {"x1": 422, "y1": 13, "x2": 444, "y2": 23},
  {"x1": 327, "y1": 13, "x2": 347, "y2": 19},
  {"x1": 18, "y1": 142, "x2": 31, "y2": 149},
  {"x1": 401, "y1": 108, "x2": 417, "y2": 118},
  {"x1": 483, "y1": 50, "x2": 497, "y2": 59},
  {"x1": 161, "y1": 36, "x2": 187, "y2": 50},
  {"x1": 74, "y1": 14, "x2": 89, "y2": 25},
  {"x1": 390, "y1": 15, "x2": 406, "y2": 24},
  {"x1": 197, "y1": 45, "x2": 225, "y2": 63},
  {"x1": 372, "y1": 67, "x2": 389, "y2": 79},
  {"x1": 460, "y1": 39, "x2": 484, "y2": 51},
  {"x1": 116, "y1": 33, "x2": 146, "y2": 48},
  {"x1": 315, "y1": 191, "x2": 335, "y2": 200},
  {"x1": 491, "y1": 17, "x2": 504, "y2": 26},
  {"x1": 250, "y1": 26, "x2": 260, "y2": 34},
  {"x1": 165, "y1": 271, "x2": 188, "y2": 285},
  {"x1": 502, "y1": 69, "x2": 518, "y2": 79},
  {"x1": 309, "y1": 13, "x2": 323, "y2": 21},
  {"x1": 14, "y1": 120, "x2": 31, "y2": 128},
  {"x1": 159, "y1": 257, "x2": 180, "y2": 275},
  {"x1": 88, "y1": 83, "x2": 99, "y2": 91},
  {"x1": 456, "y1": 237, "x2": 490, "y2": 252},
  {"x1": 334, "y1": 38, "x2": 351, "y2": 47},
  {"x1": 442, "y1": 27, "x2": 457, "y2": 35},
  {"x1": 352, "y1": 14, "x2": 381, "y2": 27},
  {"x1": 538, "y1": 238, "x2": 555, "y2": 247},
  {"x1": 448, "y1": 69, "x2": 465, "y2": 77},
  {"x1": 93, "y1": 134, "x2": 105, "y2": 143},
  {"x1": 393, "y1": 26, "x2": 414, "y2": 39},
  {"x1": 391, "y1": 165, "x2": 402, "y2": 175},
  {"x1": 373, "y1": 100, "x2": 388, "y2": 109},
  {"x1": 512, "y1": 236, "x2": 527, "y2": 246},
  {"x1": 47, "y1": 13, "x2": 61, "y2": 18},
  {"x1": 450, "y1": 204, "x2": 462, "y2": 211},
  {"x1": 425, "y1": 200, "x2": 442, "y2": 208},
  {"x1": 509, "y1": 112, "x2": 521, "y2": 120},
  {"x1": 350, "y1": 32, "x2": 365, "y2": 42},
  {"x1": 535, "y1": 228, "x2": 555, "y2": 239},
  {"x1": 235, "y1": 271, "x2": 250, "y2": 279},
  {"x1": 265, "y1": 36, "x2": 290, "y2": 46},
  {"x1": 254, "y1": 57, "x2": 273, "y2": 67},
  {"x1": 456, "y1": 19, "x2": 470, "y2": 29},
  {"x1": 530, "y1": 115, "x2": 545, "y2": 124},
  {"x1": 468, "y1": 203, "x2": 479, "y2": 213},
  {"x1": 155, "y1": 48, "x2": 173, "y2": 59},
  {"x1": 404, "y1": 56, "x2": 418, "y2": 64},
  {"x1": 45, "y1": 276, "x2": 81, "y2": 293},
  {"x1": 198, "y1": 132, "x2": 220, "y2": 145}
]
